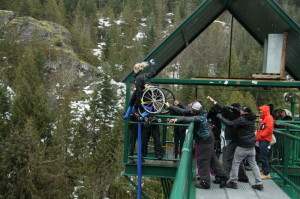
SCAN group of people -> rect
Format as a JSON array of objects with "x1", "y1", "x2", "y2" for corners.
[
  {"x1": 168, "y1": 96, "x2": 275, "y2": 191},
  {"x1": 123, "y1": 59, "x2": 280, "y2": 191}
]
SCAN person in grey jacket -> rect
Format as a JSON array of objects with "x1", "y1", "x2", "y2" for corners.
[
  {"x1": 217, "y1": 105, "x2": 263, "y2": 191},
  {"x1": 169, "y1": 102, "x2": 228, "y2": 189}
]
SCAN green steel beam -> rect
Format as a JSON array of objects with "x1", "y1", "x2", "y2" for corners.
[
  {"x1": 124, "y1": 164, "x2": 177, "y2": 178},
  {"x1": 123, "y1": 80, "x2": 132, "y2": 164},
  {"x1": 266, "y1": 0, "x2": 300, "y2": 34},
  {"x1": 150, "y1": 78, "x2": 300, "y2": 88},
  {"x1": 124, "y1": 175, "x2": 150, "y2": 199}
]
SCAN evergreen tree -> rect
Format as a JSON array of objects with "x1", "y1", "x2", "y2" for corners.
[
  {"x1": 142, "y1": 14, "x2": 157, "y2": 55},
  {"x1": 70, "y1": 5, "x2": 98, "y2": 63},
  {"x1": 43, "y1": 0, "x2": 67, "y2": 26},
  {"x1": 11, "y1": 47, "x2": 53, "y2": 144},
  {"x1": 0, "y1": 85, "x2": 11, "y2": 143},
  {"x1": 18, "y1": 0, "x2": 31, "y2": 16}
]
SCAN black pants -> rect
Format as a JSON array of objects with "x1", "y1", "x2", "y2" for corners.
[
  {"x1": 128, "y1": 122, "x2": 138, "y2": 156},
  {"x1": 213, "y1": 129, "x2": 222, "y2": 158},
  {"x1": 174, "y1": 126, "x2": 186, "y2": 158},
  {"x1": 142, "y1": 124, "x2": 162, "y2": 157},
  {"x1": 222, "y1": 141, "x2": 248, "y2": 180},
  {"x1": 198, "y1": 141, "x2": 227, "y2": 184}
]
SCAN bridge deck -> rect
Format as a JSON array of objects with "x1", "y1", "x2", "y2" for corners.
[{"x1": 195, "y1": 170, "x2": 291, "y2": 199}]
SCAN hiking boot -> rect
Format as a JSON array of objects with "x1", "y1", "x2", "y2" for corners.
[
  {"x1": 213, "y1": 176, "x2": 221, "y2": 184},
  {"x1": 261, "y1": 174, "x2": 271, "y2": 179},
  {"x1": 225, "y1": 181, "x2": 238, "y2": 189},
  {"x1": 238, "y1": 178, "x2": 249, "y2": 183},
  {"x1": 219, "y1": 176, "x2": 229, "y2": 188},
  {"x1": 195, "y1": 180, "x2": 210, "y2": 189},
  {"x1": 252, "y1": 184, "x2": 264, "y2": 191}
]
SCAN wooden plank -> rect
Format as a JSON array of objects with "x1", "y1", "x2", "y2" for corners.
[
  {"x1": 251, "y1": 73, "x2": 282, "y2": 79},
  {"x1": 280, "y1": 32, "x2": 288, "y2": 76}
]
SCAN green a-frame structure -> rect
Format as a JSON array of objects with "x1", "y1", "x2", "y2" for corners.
[{"x1": 122, "y1": 0, "x2": 300, "y2": 198}]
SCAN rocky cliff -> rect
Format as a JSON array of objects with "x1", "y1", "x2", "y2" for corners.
[{"x1": 0, "y1": 10, "x2": 97, "y2": 87}]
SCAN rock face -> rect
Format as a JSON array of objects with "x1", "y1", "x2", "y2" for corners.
[
  {"x1": 0, "y1": 10, "x2": 97, "y2": 86},
  {"x1": 0, "y1": 10, "x2": 15, "y2": 29},
  {"x1": 2, "y1": 16, "x2": 72, "y2": 48}
]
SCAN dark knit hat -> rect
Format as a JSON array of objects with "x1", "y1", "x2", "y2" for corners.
[
  {"x1": 241, "y1": 105, "x2": 252, "y2": 113},
  {"x1": 231, "y1": 103, "x2": 241, "y2": 108}
]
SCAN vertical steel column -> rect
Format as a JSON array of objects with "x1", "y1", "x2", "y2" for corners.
[
  {"x1": 283, "y1": 126, "x2": 290, "y2": 185},
  {"x1": 124, "y1": 80, "x2": 132, "y2": 164}
]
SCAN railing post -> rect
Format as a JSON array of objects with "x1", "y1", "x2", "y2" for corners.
[
  {"x1": 123, "y1": 80, "x2": 132, "y2": 164},
  {"x1": 283, "y1": 126, "x2": 290, "y2": 185},
  {"x1": 162, "y1": 117, "x2": 167, "y2": 155}
]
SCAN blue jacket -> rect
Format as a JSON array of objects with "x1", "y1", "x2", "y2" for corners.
[{"x1": 176, "y1": 113, "x2": 210, "y2": 140}]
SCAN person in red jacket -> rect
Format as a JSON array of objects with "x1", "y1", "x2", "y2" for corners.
[{"x1": 256, "y1": 105, "x2": 274, "y2": 179}]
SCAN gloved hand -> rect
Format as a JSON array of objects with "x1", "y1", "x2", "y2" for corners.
[{"x1": 123, "y1": 106, "x2": 135, "y2": 120}]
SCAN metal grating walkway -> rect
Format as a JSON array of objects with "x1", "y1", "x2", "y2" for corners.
[{"x1": 195, "y1": 170, "x2": 291, "y2": 199}]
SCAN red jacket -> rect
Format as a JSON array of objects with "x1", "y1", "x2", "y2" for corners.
[{"x1": 256, "y1": 105, "x2": 274, "y2": 142}]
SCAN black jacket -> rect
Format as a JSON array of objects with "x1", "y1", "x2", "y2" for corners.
[
  {"x1": 168, "y1": 102, "x2": 191, "y2": 116},
  {"x1": 214, "y1": 103, "x2": 240, "y2": 141},
  {"x1": 218, "y1": 112, "x2": 257, "y2": 148},
  {"x1": 133, "y1": 67, "x2": 155, "y2": 108}
]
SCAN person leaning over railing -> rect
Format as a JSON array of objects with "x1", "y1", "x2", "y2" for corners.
[
  {"x1": 217, "y1": 105, "x2": 263, "y2": 191},
  {"x1": 206, "y1": 96, "x2": 249, "y2": 183},
  {"x1": 165, "y1": 100, "x2": 190, "y2": 159},
  {"x1": 169, "y1": 102, "x2": 228, "y2": 190}
]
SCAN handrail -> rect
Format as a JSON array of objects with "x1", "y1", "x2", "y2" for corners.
[
  {"x1": 170, "y1": 122, "x2": 194, "y2": 199},
  {"x1": 271, "y1": 121, "x2": 300, "y2": 193}
]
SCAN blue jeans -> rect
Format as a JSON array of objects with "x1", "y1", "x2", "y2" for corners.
[{"x1": 259, "y1": 141, "x2": 270, "y2": 175}]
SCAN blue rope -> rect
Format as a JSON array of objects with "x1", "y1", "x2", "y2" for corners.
[{"x1": 137, "y1": 121, "x2": 142, "y2": 199}]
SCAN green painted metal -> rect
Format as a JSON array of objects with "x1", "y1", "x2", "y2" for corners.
[
  {"x1": 150, "y1": 78, "x2": 300, "y2": 88},
  {"x1": 161, "y1": 178, "x2": 173, "y2": 199},
  {"x1": 272, "y1": 121, "x2": 300, "y2": 194},
  {"x1": 170, "y1": 123, "x2": 194, "y2": 199},
  {"x1": 124, "y1": 175, "x2": 150, "y2": 199},
  {"x1": 123, "y1": 80, "x2": 132, "y2": 164},
  {"x1": 272, "y1": 176, "x2": 300, "y2": 199},
  {"x1": 124, "y1": 163, "x2": 177, "y2": 178},
  {"x1": 291, "y1": 102, "x2": 295, "y2": 117},
  {"x1": 122, "y1": 0, "x2": 300, "y2": 83},
  {"x1": 122, "y1": 0, "x2": 225, "y2": 83}
]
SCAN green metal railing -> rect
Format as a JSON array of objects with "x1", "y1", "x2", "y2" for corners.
[
  {"x1": 272, "y1": 121, "x2": 300, "y2": 193},
  {"x1": 170, "y1": 122, "x2": 194, "y2": 199}
]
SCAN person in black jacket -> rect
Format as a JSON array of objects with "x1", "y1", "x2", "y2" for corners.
[
  {"x1": 207, "y1": 96, "x2": 249, "y2": 183},
  {"x1": 169, "y1": 102, "x2": 228, "y2": 189},
  {"x1": 133, "y1": 59, "x2": 156, "y2": 111},
  {"x1": 207, "y1": 106, "x2": 222, "y2": 158},
  {"x1": 123, "y1": 59, "x2": 156, "y2": 119},
  {"x1": 166, "y1": 100, "x2": 189, "y2": 159},
  {"x1": 217, "y1": 106, "x2": 263, "y2": 191}
]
